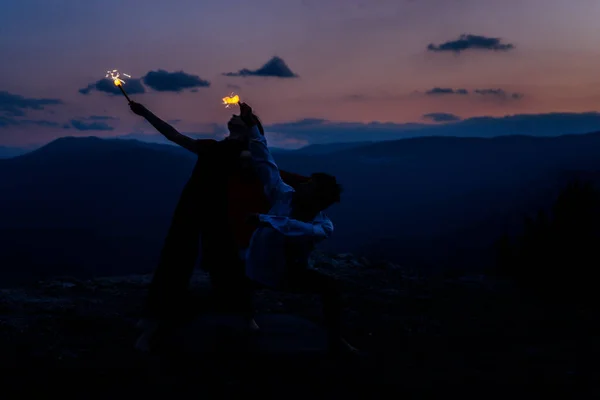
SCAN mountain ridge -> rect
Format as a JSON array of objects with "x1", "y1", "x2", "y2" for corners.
[{"x1": 3, "y1": 130, "x2": 600, "y2": 283}]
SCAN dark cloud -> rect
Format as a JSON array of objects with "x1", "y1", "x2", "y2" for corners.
[
  {"x1": 167, "y1": 119, "x2": 181, "y2": 125},
  {"x1": 0, "y1": 91, "x2": 63, "y2": 117},
  {"x1": 227, "y1": 84, "x2": 241, "y2": 90},
  {"x1": 223, "y1": 56, "x2": 299, "y2": 78},
  {"x1": 70, "y1": 119, "x2": 114, "y2": 131},
  {"x1": 423, "y1": 113, "x2": 462, "y2": 123},
  {"x1": 142, "y1": 70, "x2": 210, "y2": 92},
  {"x1": 78, "y1": 78, "x2": 146, "y2": 96},
  {"x1": 474, "y1": 89, "x2": 524, "y2": 100},
  {"x1": 265, "y1": 119, "x2": 425, "y2": 144},
  {"x1": 341, "y1": 92, "x2": 405, "y2": 102},
  {"x1": 269, "y1": 118, "x2": 328, "y2": 129},
  {"x1": 426, "y1": 88, "x2": 469, "y2": 95},
  {"x1": 63, "y1": 115, "x2": 118, "y2": 131},
  {"x1": 422, "y1": 88, "x2": 523, "y2": 100},
  {"x1": 427, "y1": 34, "x2": 515, "y2": 53},
  {"x1": 0, "y1": 115, "x2": 61, "y2": 128}
]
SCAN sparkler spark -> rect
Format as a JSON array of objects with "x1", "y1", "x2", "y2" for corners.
[
  {"x1": 222, "y1": 93, "x2": 240, "y2": 108},
  {"x1": 105, "y1": 69, "x2": 132, "y2": 102},
  {"x1": 105, "y1": 69, "x2": 131, "y2": 87}
]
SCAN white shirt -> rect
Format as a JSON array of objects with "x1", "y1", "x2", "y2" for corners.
[{"x1": 245, "y1": 125, "x2": 333, "y2": 288}]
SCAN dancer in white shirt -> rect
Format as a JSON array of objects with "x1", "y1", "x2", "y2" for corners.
[{"x1": 239, "y1": 102, "x2": 358, "y2": 355}]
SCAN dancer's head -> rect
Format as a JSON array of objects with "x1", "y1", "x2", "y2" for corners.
[
  {"x1": 293, "y1": 172, "x2": 342, "y2": 213},
  {"x1": 227, "y1": 115, "x2": 249, "y2": 141},
  {"x1": 227, "y1": 112, "x2": 265, "y2": 140}
]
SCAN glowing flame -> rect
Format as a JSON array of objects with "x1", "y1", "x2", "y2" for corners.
[
  {"x1": 105, "y1": 69, "x2": 131, "y2": 87},
  {"x1": 222, "y1": 93, "x2": 240, "y2": 108}
]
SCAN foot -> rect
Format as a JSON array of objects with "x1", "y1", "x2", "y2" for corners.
[
  {"x1": 134, "y1": 318, "x2": 177, "y2": 353},
  {"x1": 328, "y1": 337, "x2": 361, "y2": 356},
  {"x1": 136, "y1": 318, "x2": 157, "y2": 330},
  {"x1": 134, "y1": 322, "x2": 159, "y2": 353},
  {"x1": 248, "y1": 318, "x2": 260, "y2": 332}
]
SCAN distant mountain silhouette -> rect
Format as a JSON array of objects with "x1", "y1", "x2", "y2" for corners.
[
  {"x1": 0, "y1": 145, "x2": 32, "y2": 159},
  {"x1": 2, "y1": 132, "x2": 600, "y2": 285},
  {"x1": 293, "y1": 141, "x2": 376, "y2": 155},
  {"x1": 115, "y1": 133, "x2": 293, "y2": 153},
  {"x1": 420, "y1": 112, "x2": 600, "y2": 138},
  {"x1": 258, "y1": 112, "x2": 600, "y2": 144},
  {"x1": 112, "y1": 112, "x2": 600, "y2": 150}
]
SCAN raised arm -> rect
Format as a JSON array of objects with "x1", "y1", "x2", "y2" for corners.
[
  {"x1": 239, "y1": 103, "x2": 292, "y2": 201},
  {"x1": 279, "y1": 170, "x2": 311, "y2": 189},
  {"x1": 248, "y1": 124, "x2": 291, "y2": 201},
  {"x1": 129, "y1": 102, "x2": 197, "y2": 153}
]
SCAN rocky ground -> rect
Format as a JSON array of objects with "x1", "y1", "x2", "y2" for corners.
[{"x1": 0, "y1": 252, "x2": 596, "y2": 398}]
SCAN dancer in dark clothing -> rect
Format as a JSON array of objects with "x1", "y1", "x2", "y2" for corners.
[{"x1": 128, "y1": 102, "x2": 309, "y2": 351}]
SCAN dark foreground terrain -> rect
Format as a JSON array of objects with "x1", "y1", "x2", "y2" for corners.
[{"x1": 0, "y1": 252, "x2": 596, "y2": 398}]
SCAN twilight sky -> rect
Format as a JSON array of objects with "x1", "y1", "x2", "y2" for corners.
[{"x1": 2, "y1": 0, "x2": 600, "y2": 148}]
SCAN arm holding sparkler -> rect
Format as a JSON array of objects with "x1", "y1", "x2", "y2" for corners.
[
  {"x1": 239, "y1": 102, "x2": 292, "y2": 203},
  {"x1": 129, "y1": 102, "x2": 200, "y2": 153},
  {"x1": 240, "y1": 102, "x2": 335, "y2": 241}
]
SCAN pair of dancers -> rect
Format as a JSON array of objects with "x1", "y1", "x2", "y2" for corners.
[{"x1": 130, "y1": 100, "x2": 357, "y2": 354}]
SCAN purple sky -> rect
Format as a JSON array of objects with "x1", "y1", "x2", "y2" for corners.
[{"x1": 2, "y1": 0, "x2": 600, "y2": 148}]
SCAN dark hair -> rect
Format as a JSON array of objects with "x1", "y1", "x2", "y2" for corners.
[{"x1": 310, "y1": 172, "x2": 343, "y2": 206}]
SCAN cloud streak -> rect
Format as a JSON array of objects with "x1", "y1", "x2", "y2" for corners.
[
  {"x1": 0, "y1": 116, "x2": 61, "y2": 128},
  {"x1": 474, "y1": 89, "x2": 524, "y2": 100},
  {"x1": 69, "y1": 119, "x2": 114, "y2": 131},
  {"x1": 422, "y1": 87, "x2": 524, "y2": 100},
  {"x1": 427, "y1": 34, "x2": 515, "y2": 54},
  {"x1": 69, "y1": 115, "x2": 117, "y2": 131},
  {"x1": 113, "y1": 113, "x2": 600, "y2": 148},
  {"x1": 262, "y1": 112, "x2": 600, "y2": 144},
  {"x1": 425, "y1": 88, "x2": 469, "y2": 95},
  {"x1": 223, "y1": 56, "x2": 299, "y2": 78},
  {"x1": 423, "y1": 113, "x2": 462, "y2": 122}
]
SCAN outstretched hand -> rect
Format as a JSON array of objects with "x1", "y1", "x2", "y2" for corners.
[
  {"x1": 239, "y1": 102, "x2": 252, "y2": 117},
  {"x1": 129, "y1": 101, "x2": 149, "y2": 117}
]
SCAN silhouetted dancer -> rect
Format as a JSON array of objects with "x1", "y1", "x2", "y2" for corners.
[
  {"x1": 128, "y1": 102, "x2": 309, "y2": 352},
  {"x1": 239, "y1": 102, "x2": 359, "y2": 355}
]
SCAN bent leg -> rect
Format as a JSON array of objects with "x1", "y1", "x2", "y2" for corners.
[
  {"x1": 286, "y1": 269, "x2": 342, "y2": 343},
  {"x1": 208, "y1": 248, "x2": 254, "y2": 316},
  {"x1": 285, "y1": 268, "x2": 358, "y2": 354}
]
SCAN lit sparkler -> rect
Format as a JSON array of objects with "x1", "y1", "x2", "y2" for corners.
[
  {"x1": 222, "y1": 93, "x2": 240, "y2": 108},
  {"x1": 105, "y1": 69, "x2": 132, "y2": 103}
]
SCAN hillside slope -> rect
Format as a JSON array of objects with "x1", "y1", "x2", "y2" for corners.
[{"x1": 0, "y1": 252, "x2": 593, "y2": 396}]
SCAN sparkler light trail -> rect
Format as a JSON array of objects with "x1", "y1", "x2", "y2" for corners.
[
  {"x1": 222, "y1": 93, "x2": 240, "y2": 108},
  {"x1": 105, "y1": 69, "x2": 132, "y2": 103}
]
